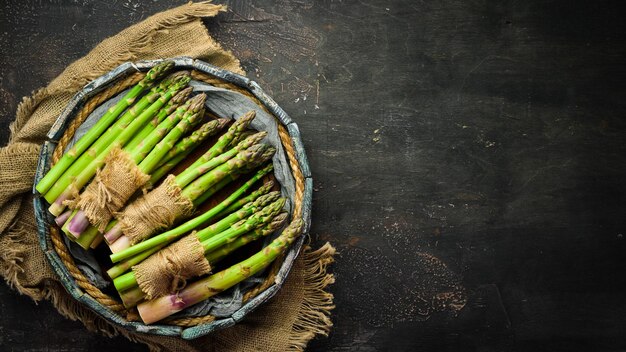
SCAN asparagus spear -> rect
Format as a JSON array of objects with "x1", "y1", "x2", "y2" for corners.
[
  {"x1": 54, "y1": 210, "x2": 72, "y2": 227},
  {"x1": 149, "y1": 118, "x2": 231, "y2": 183},
  {"x1": 136, "y1": 218, "x2": 304, "y2": 324},
  {"x1": 205, "y1": 212, "x2": 289, "y2": 264},
  {"x1": 119, "y1": 286, "x2": 146, "y2": 308},
  {"x1": 181, "y1": 144, "x2": 275, "y2": 204},
  {"x1": 198, "y1": 198, "x2": 286, "y2": 251},
  {"x1": 75, "y1": 224, "x2": 100, "y2": 250},
  {"x1": 215, "y1": 182, "x2": 275, "y2": 219},
  {"x1": 109, "y1": 167, "x2": 274, "y2": 263},
  {"x1": 35, "y1": 61, "x2": 174, "y2": 195},
  {"x1": 185, "y1": 111, "x2": 256, "y2": 172},
  {"x1": 113, "y1": 198, "x2": 286, "y2": 293},
  {"x1": 89, "y1": 232, "x2": 104, "y2": 249},
  {"x1": 227, "y1": 130, "x2": 256, "y2": 149},
  {"x1": 194, "y1": 192, "x2": 280, "y2": 242},
  {"x1": 46, "y1": 74, "x2": 191, "y2": 215},
  {"x1": 124, "y1": 86, "x2": 192, "y2": 152},
  {"x1": 175, "y1": 131, "x2": 267, "y2": 188},
  {"x1": 136, "y1": 96, "x2": 208, "y2": 174}
]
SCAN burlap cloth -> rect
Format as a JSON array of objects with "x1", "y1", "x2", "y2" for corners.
[{"x1": 0, "y1": 2, "x2": 335, "y2": 351}]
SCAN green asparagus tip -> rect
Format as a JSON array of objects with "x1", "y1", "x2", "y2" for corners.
[
  {"x1": 172, "y1": 87, "x2": 194, "y2": 104},
  {"x1": 284, "y1": 218, "x2": 305, "y2": 239},
  {"x1": 187, "y1": 93, "x2": 207, "y2": 112},
  {"x1": 269, "y1": 212, "x2": 290, "y2": 231},
  {"x1": 259, "y1": 163, "x2": 274, "y2": 174},
  {"x1": 143, "y1": 61, "x2": 175, "y2": 84},
  {"x1": 170, "y1": 74, "x2": 191, "y2": 90},
  {"x1": 265, "y1": 197, "x2": 287, "y2": 216},
  {"x1": 186, "y1": 111, "x2": 204, "y2": 125},
  {"x1": 239, "y1": 110, "x2": 256, "y2": 124},
  {"x1": 260, "y1": 146, "x2": 276, "y2": 162},
  {"x1": 238, "y1": 131, "x2": 268, "y2": 149},
  {"x1": 216, "y1": 118, "x2": 231, "y2": 130},
  {"x1": 227, "y1": 111, "x2": 256, "y2": 136},
  {"x1": 258, "y1": 180, "x2": 275, "y2": 194},
  {"x1": 254, "y1": 191, "x2": 281, "y2": 206},
  {"x1": 242, "y1": 191, "x2": 280, "y2": 212}
]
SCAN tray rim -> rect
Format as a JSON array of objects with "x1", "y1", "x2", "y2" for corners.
[{"x1": 32, "y1": 57, "x2": 313, "y2": 339}]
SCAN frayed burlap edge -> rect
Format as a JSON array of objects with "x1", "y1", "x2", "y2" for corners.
[{"x1": 286, "y1": 243, "x2": 336, "y2": 351}]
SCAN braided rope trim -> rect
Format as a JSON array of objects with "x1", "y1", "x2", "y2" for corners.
[{"x1": 49, "y1": 69, "x2": 306, "y2": 328}]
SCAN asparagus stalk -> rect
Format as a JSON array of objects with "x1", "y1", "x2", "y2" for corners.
[
  {"x1": 205, "y1": 212, "x2": 289, "y2": 264},
  {"x1": 75, "y1": 224, "x2": 100, "y2": 250},
  {"x1": 35, "y1": 61, "x2": 174, "y2": 195},
  {"x1": 198, "y1": 198, "x2": 286, "y2": 251},
  {"x1": 129, "y1": 94, "x2": 203, "y2": 165},
  {"x1": 89, "y1": 232, "x2": 104, "y2": 249},
  {"x1": 195, "y1": 192, "x2": 280, "y2": 242},
  {"x1": 181, "y1": 144, "x2": 275, "y2": 203},
  {"x1": 155, "y1": 118, "x2": 229, "y2": 169},
  {"x1": 186, "y1": 111, "x2": 256, "y2": 172},
  {"x1": 147, "y1": 119, "x2": 230, "y2": 184},
  {"x1": 46, "y1": 74, "x2": 191, "y2": 215},
  {"x1": 175, "y1": 131, "x2": 267, "y2": 189},
  {"x1": 119, "y1": 286, "x2": 146, "y2": 308},
  {"x1": 136, "y1": 96, "x2": 208, "y2": 174},
  {"x1": 45, "y1": 72, "x2": 182, "y2": 211},
  {"x1": 124, "y1": 86, "x2": 192, "y2": 152},
  {"x1": 113, "y1": 198, "x2": 286, "y2": 293},
  {"x1": 228, "y1": 130, "x2": 256, "y2": 149},
  {"x1": 108, "y1": 167, "x2": 274, "y2": 263},
  {"x1": 194, "y1": 168, "x2": 272, "y2": 210},
  {"x1": 215, "y1": 183, "x2": 275, "y2": 219},
  {"x1": 136, "y1": 218, "x2": 304, "y2": 324}
]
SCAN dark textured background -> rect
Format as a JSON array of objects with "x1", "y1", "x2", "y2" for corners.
[{"x1": 2, "y1": 0, "x2": 626, "y2": 351}]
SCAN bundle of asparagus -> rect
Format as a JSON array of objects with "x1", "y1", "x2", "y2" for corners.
[
  {"x1": 63, "y1": 93, "x2": 212, "y2": 237},
  {"x1": 137, "y1": 218, "x2": 304, "y2": 324},
  {"x1": 44, "y1": 65, "x2": 192, "y2": 216},
  {"x1": 105, "y1": 112, "x2": 273, "y2": 252},
  {"x1": 37, "y1": 62, "x2": 303, "y2": 326},
  {"x1": 113, "y1": 198, "x2": 287, "y2": 305}
]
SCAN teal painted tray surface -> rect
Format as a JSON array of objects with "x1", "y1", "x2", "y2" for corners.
[{"x1": 32, "y1": 58, "x2": 312, "y2": 339}]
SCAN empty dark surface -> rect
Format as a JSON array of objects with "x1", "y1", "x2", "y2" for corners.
[{"x1": 1, "y1": 0, "x2": 626, "y2": 351}]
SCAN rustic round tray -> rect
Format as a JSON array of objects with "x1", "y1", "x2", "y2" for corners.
[{"x1": 32, "y1": 58, "x2": 312, "y2": 339}]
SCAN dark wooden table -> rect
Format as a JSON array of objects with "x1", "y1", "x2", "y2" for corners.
[{"x1": 2, "y1": 0, "x2": 626, "y2": 351}]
